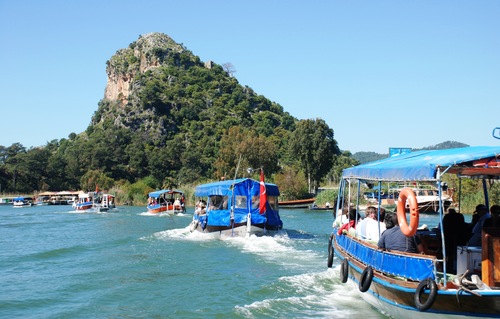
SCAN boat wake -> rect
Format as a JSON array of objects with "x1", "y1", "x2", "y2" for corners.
[{"x1": 235, "y1": 267, "x2": 384, "y2": 318}]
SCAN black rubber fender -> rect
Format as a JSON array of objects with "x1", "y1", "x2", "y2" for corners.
[
  {"x1": 327, "y1": 234, "x2": 334, "y2": 268},
  {"x1": 340, "y1": 258, "x2": 349, "y2": 283},
  {"x1": 414, "y1": 278, "x2": 437, "y2": 311},
  {"x1": 358, "y1": 266, "x2": 374, "y2": 293}
]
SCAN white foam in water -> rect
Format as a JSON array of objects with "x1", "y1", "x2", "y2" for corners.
[
  {"x1": 139, "y1": 211, "x2": 174, "y2": 217},
  {"x1": 224, "y1": 232, "x2": 324, "y2": 270},
  {"x1": 235, "y1": 268, "x2": 381, "y2": 318},
  {"x1": 152, "y1": 226, "x2": 219, "y2": 242}
]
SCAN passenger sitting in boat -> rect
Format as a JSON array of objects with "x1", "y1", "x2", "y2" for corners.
[
  {"x1": 483, "y1": 204, "x2": 500, "y2": 228},
  {"x1": 467, "y1": 204, "x2": 490, "y2": 246},
  {"x1": 378, "y1": 213, "x2": 424, "y2": 254},
  {"x1": 338, "y1": 207, "x2": 358, "y2": 235},
  {"x1": 356, "y1": 206, "x2": 386, "y2": 242},
  {"x1": 442, "y1": 208, "x2": 467, "y2": 273},
  {"x1": 334, "y1": 206, "x2": 350, "y2": 227},
  {"x1": 174, "y1": 198, "x2": 181, "y2": 208},
  {"x1": 195, "y1": 200, "x2": 206, "y2": 215},
  {"x1": 383, "y1": 211, "x2": 396, "y2": 229}
]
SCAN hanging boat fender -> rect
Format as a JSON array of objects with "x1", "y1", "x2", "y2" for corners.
[
  {"x1": 327, "y1": 234, "x2": 334, "y2": 268},
  {"x1": 397, "y1": 188, "x2": 419, "y2": 237},
  {"x1": 414, "y1": 278, "x2": 437, "y2": 311},
  {"x1": 340, "y1": 258, "x2": 349, "y2": 283},
  {"x1": 359, "y1": 266, "x2": 374, "y2": 292}
]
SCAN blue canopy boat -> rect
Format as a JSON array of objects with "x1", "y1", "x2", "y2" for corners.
[
  {"x1": 12, "y1": 196, "x2": 33, "y2": 208},
  {"x1": 329, "y1": 146, "x2": 500, "y2": 318},
  {"x1": 189, "y1": 178, "x2": 283, "y2": 238}
]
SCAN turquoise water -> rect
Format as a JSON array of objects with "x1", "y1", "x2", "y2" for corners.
[{"x1": 0, "y1": 205, "x2": 442, "y2": 318}]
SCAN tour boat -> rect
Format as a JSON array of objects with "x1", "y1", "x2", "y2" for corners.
[
  {"x1": 328, "y1": 146, "x2": 500, "y2": 318},
  {"x1": 147, "y1": 189, "x2": 185, "y2": 214},
  {"x1": 189, "y1": 175, "x2": 283, "y2": 238}
]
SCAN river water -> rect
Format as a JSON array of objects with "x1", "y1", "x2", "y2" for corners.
[{"x1": 0, "y1": 204, "x2": 444, "y2": 318}]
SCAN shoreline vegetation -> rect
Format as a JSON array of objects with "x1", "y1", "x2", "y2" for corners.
[{"x1": 0, "y1": 185, "x2": 488, "y2": 216}]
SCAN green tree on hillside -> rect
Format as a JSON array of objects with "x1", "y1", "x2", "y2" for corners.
[
  {"x1": 290, "y1": 119, "x2": 340, "y2": 193},
  {"x1": 214, "y1": 126, "x2": 279, "y2": 180}
]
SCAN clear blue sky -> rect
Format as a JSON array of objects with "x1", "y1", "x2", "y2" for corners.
[{"x1": 1, "y1": 0, "x2": 499, "y2": 154}]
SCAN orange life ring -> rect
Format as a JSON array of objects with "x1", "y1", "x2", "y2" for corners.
[{"x1": 397, "y1": 188, "x2": 419, "y2": 237}]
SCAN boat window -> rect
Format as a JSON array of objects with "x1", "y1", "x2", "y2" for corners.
[
  {"x1": 251, "y1": 196, "x2": 260, "y2": 208},
  {"x1": 235, "y1": 196, "x2": 247, "y2": 208},
  {"x1": 208, "y1": 195, "x2": 228, "y2": 210},
  {"x1": 268, "y1": 196, "x2": 278, "y2": 211}
]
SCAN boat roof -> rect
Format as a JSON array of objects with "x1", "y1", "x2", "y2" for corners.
[
  {"x1": 342, "y1": 146, "x2": 500, "y2": 182},
  {"x1": 148, "y1": 189, "x2": 184, "y2": 198},
  {"x1": 195, "y1": 178, "x2": 280, "y2": 197}
]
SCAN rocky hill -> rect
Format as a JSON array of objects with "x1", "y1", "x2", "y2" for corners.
[{"x1": 91, "y1": 32, "x2": 295, "y2": 146}]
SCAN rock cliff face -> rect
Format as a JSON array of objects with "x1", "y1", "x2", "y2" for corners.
[{"x1": 104, "y1": 33, "x2": 187, "y2": 105}]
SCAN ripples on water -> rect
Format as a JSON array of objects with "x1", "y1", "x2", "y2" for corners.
[{"x1": 0, "y1": 205, "x2": 438, "y2": 318}]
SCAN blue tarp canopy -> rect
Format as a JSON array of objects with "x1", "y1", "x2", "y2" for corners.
[
  {"x1": 342, "y1": 146, "x2": 500, "y2": 182},
  {"x1": 148, "y1": 189, "x2": 183, "y2": 198},
  {"x1": 194, "y1": 178, "x2": 282, "y2": 228},
  {"x1": 148, "y1": 190, "x2": 171, "y2": 198},
  {"x1": 195, "y1": 178, "x2": 280, "y2": 197}
]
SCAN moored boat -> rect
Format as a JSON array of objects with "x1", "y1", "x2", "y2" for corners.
[
  {"x1": 189, "y1": 175, "x2": 283, "y2": 238},
  {"x1": 147, "y1": 189, "x2": 185, "y2": 214},
  {"x1": 328, "y1": 146, "x2": 500, "y2": 318},
  {"x1": 390, "y1": 184, "x2": 453, "y2": 214},
  {"x1": 278, "y1": 198, "x2": 315, "y2": 209},
  {"x1": 12, "y1": 196, "x2": 33, "y2": 208}
]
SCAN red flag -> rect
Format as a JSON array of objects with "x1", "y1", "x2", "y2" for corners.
[{"x1": 259, "y1": 169, "x2": 267, "y2": 214}]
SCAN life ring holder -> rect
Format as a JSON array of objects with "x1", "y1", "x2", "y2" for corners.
[
  {"x1": 327, "y1": 234, "x2": 334, "y2": 268},
  {"x1": 340, "y1": 258, "x2": 349, "y2": 283},
  {"x1": 397, "y1": 188, "x2": 420, "y2": 237},
  {"x1": 414, "y1": 278, "x2": 437, "y2": 311},
  {"x1": 359, "y1": 266, "x2": 374, "y2": 292}
]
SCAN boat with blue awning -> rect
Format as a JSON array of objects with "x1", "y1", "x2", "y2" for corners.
[
  {"x1": 12, "y1": 196, "x2": 33, "y2": 208},
  {"x1": 189, "y1": 178, "x2": 283, "y2": 238},
  {"x1": 329, "y1": 146, "x2": 500, "y2": 318}
]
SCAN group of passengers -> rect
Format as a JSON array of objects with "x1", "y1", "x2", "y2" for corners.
[
  {"x1": 336, "y1": 203, "x2": 500, "y2": 274},
  {"x1": 336, "y1": 205, "x2": 425, "y2": 254}
]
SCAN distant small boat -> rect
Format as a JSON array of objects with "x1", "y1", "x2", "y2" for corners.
[
  {"x1": 12, "y1": 197, "x2": 33, "y2": 208},
  {"x1": 389, "y1": 184, "x2": 453, "y2": 214},
  {"x1": 147, "y1": 190, "x2": 185, "y2": 214},
  {"x1": 73, "y1": 192, "x2": 116, "y2": 212},
  {"x1": 278, "y1": 198, "x2": 315, "y2": 209},
  {"x1": 308, "y1": 205, "x2": 333, "y2": 211}
]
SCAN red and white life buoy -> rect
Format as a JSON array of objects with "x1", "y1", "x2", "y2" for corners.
[{"x1": 397, "y1": 188, "x2": 419, "y2": 237}]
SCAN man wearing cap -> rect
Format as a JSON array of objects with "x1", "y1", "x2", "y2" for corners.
[{"x1": 467, "y1": 204, "x2": 490, "y2": 246}]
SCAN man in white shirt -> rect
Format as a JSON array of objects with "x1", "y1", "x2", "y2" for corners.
[{"x1": 356, "y1": 206, "x2": 386, "y2": 242}]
